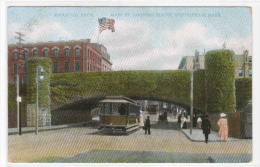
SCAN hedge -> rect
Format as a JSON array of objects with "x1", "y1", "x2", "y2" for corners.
[
  {"x1": 27, "y1": 58, "x2": 52, "y2": 107},
  {"x1": 51, "y1": 70, "x2": 191, "y2": 107},
  {"x1": 205, "y1": 50, "x2": 236, "y2": 113},
  {"x1": 235, "y1": 78, "x2": 252, "y2": 111},
  {"x1": 194, "y1": 70, "x2": 206, "y2": 111}
]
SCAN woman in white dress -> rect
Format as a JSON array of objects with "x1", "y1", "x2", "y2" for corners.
[
  {"x1": 139, "y1": 111, "x2": 144, "y2": 128},
  {"x1": 197, "y1": 116, "x2": 202, "y2": 129}
]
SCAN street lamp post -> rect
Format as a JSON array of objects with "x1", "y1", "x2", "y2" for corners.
[
  {"x1": 36, "y1": 66, "x2": 44, "y2": 135},
  {"x1": 190, "y1": 70, "x2": 194, "y2": 135}
]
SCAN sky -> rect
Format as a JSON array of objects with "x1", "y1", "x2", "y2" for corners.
[{"x1": 8, "y1": 7, "x2": 252, "y2": 70}]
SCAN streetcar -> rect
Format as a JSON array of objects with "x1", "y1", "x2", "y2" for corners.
[
  {"x1": 147, "y1": 104, "x2": 158, "y2": 114},
  {"x1": 158, "y1": 108, "x2": 168, "y2": 123},
  {"x1": 99, "y1": 96, "x2": 141, "y2": 133}
]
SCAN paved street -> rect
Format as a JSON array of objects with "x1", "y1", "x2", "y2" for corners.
[{"x1": 8, "y1": 113, "x2": 252, "y2": 163}]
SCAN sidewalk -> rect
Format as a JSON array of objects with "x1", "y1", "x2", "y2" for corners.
[
  {"x1": 8, "y1": 121, "x2": 92, "y2": 135},
  {"x1": 181, "y1": 128, "x2": 242, "y2": 142}
]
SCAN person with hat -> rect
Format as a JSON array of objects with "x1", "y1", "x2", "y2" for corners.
[
  {"x1": 144, "y1": 116, "x2": 151, "y2": 135},
  {"x1": 217, "y1": 113, "x2": 228, "y2": 141},
  {"x1": 202, "y1": 115, "x2": 211, "y2": 143},
  {"x1": 197, "y1": 116, "x2": 202, "y2": 129}
]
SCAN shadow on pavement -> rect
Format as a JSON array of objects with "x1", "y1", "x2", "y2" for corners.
[
  {"x1": 86, "y1": 128, "x2": 142, "y2": 136},
  {"x1": 151, "y1": 121, "x2": 180, "y2": 130}
]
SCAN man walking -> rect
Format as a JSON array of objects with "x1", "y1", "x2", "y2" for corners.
[
  {"x1": 144, "y1": 116, "x2": 151, "y2": 135},
  {"x1": 202, "y1": 115, "x2": 211, "y2": 143},
  {"x1": 193, "y1": 114, "x2": 198, "y2": 127}
]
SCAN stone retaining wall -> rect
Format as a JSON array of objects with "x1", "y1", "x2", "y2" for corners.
[{"x1": 51, "y1": 109, "x2": 92, "y2": 125}]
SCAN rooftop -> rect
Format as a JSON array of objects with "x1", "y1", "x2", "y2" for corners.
[{"x1": 8, "y1": 39, "x2": 91, "y2": 48}]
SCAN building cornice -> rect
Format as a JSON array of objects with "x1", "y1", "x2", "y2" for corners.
[
  {"x1": 8, "y1": 39, "x2": 91, "y2": 48},
  {"x1": 102, "y1": 56, "x2": 113, "y2": 65}
]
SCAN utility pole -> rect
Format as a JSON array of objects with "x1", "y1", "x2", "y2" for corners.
[
  {"x1": 15, "y1": 32, "x2": 25, "y2": 45},
  {"x1": 190, "y1": 69, "x2": 194, "y2": 135},
  {"x1": 15, "y1": 32, "x2": 25, "y2": 135}
]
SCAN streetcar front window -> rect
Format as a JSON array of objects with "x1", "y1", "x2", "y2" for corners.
[
  {"x1": 101, "y1": 103, "x2": 110, "y2": 114},
  {"x1": 111, "y1": 103, "x2": 120, "y2": 115}
]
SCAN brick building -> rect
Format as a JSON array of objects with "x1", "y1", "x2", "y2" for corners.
[
  {"x1": 8, "y1": 39, "x2": 112, "y2": 83},
  {"x1": 91, "y1": 43, "x2": 113, "y2": 72}
]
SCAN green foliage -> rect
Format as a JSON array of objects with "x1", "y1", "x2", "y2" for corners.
[
  {"x1": 205, "y1": 50, "x2": 236, "y2": 113},
  {"x1": 8, "y1": 83, "x2": 28, "y2": 126},
  {"x1": 51, "y1": 70, "x2": 191, "y2": 106},
  {"x1": 194, "y1": 70, "x2": 206, "y2": 111},
  {"x1": 27, "y1": 58, "x2": 52, "y2": 107},
  {"x1": 235, "y1": 78, "x2": 252, "y2": 111},
  {"x1": 8, "y1": 83, "x2": 17, "y2": 111}
]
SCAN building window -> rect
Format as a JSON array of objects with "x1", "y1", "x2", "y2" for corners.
[
  {"x1": 75, "y1": 48, "x2": 80, "y2": 56},
  {"x1": 13, "y1": 51, "x2": 18, "y2": 60},
  {"x1": 24, "y1": 50, "x2": 28, "y2": 59},
  {"x1": 23, "y1": 64, "x2": 27, "y2": 73},
  {"x1": 249, "y1": 69, "x2": 252, "y2": 77},
  {"x1": 33, "y1": 50, "x2": 38, "y2": 57},
  {"x1": 43, "y1": 49, "x2": 48, "y2": 57},
  {"x1": 23, "y1": 77, "x2": 28, "y2": 83},
  {"x1": 249, "y1": 56, "x2": 252, "y2": 63},
  {"x1": 53, "y1": 49, "x2": 59, "y2": 58},
  {"x1": 239, "y1": 69, "x2": 243, "y2": 76},
  {"x1": 65, "y1": 48, "x2": 70, "y2": 57},
  {"x1": 13, "y1": 77, "x2": 17, "y2": 84},
  {"x1": 195, "y1": 55, "x2": 199, "y2": 63},
  {"x1": 14, "y1": 64, "x2": 17, "y2": 74},
  {"x1": 53, "y1": 62, "x2": 58, "y2": 73},
  {"x1": 75, "y1": 61, "x2": 80, "y2": 72},
  {"x1": 65, "y1": 62, "x2": 69, "y2": 72}
]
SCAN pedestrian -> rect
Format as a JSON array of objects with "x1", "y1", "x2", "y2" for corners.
[
  {"x1": 202, "y1": 115, "x2": 211, "y2": 143},
  {"x1": 181, "y1": 115, "x2": 187, "y2": 129},
  {"x1": 139, "y1": 111, "x2": 144, "y2": 128},
  {"x1": 178, "y1": 113, "x2": 181, "y2": 126},
  {"x1": 144, "y1": 116, "x2": 151, "y2": 135},
  {"x1": 197, "y1": 116, "x2": 202, "y2": 129},
  {"x1": 217, "y1": 113, "x2": 228, "y2": 141},
  {"x1": 193, "y1": 114, "x2": 198, "y2": 127}
]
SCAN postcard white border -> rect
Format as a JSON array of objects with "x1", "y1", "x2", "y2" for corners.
[{"x1": 1, "y1": 0, "x2": 260, "y2": 167}]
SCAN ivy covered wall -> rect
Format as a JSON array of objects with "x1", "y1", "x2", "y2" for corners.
[
  {"x1": 193, "y1": 70, "x2": 206, "y2": 111},
  {"x1": 26, "y1": 58, "x2": 52, "y2": 107},
  {"x1": 205, "y1": 50, "x2": 236, "y2": 113},
  {"x1": 8, "y1": 50, "x2": 252, "y2": 126},
  {"x1": 51, "y1": 70, "x2": 191, "y2": 107},
  {"x1": 235, "y1": 78, "x2": 252, "y2": 111}
]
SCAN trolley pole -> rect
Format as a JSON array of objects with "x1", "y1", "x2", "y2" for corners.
[{"x1": 190, "y1": 70, "x2": 194, "y2": 135}]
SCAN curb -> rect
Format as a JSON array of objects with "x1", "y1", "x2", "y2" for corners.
[
  {"x1": 180, "y1": 129, "x2": 244, "y2": 142},
  {"x1": 8, "y1": 121, "x2": 92, "y2": 135}
]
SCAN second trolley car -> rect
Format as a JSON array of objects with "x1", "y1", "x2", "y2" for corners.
[
  {"x1": 99, "y1": 96, "x2": 141, "y2": 133},
  {"x1": 147, "y1": 104, "x2": 158, "y2": 114}
]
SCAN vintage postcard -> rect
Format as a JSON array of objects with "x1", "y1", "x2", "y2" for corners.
[{"x1": 6, "y1": 5, "x2": 254, "y2": 165}]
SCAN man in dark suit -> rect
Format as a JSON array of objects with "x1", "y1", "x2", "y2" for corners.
[
  {"x1": 144, "y1": 116, "x2": 151, "y2": 135},
  {"x1": 202, "y1": 115, "x2": 211, "y2": 143}
]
